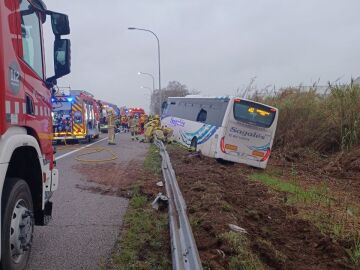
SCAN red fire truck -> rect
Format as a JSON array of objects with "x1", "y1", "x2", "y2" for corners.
[
  {"x1": 128, "y1": 107, "x2": 145, "y2": 117},
  {"x1": 0, "y1": 1, "x2": 71, "y2": 269},
  {"x1": 52, "y1": 90, "x2": 100, "y2": 143}
]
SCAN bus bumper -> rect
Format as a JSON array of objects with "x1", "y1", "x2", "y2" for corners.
[{"x1": 215, "y1": 152, "x2": 267, "y2": 169}]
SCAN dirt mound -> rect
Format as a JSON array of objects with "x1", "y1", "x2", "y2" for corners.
[
  {"x1": 168, "y1": 146, "x2": 352, "y2": 270},
  {"x1": 323, "y1": 147, "x2": 360, "y2": 176}
]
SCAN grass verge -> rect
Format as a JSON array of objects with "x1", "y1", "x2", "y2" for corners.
[
  {"x1": 221, "y1": 232, "x2": 264, "y2": 270},
  {"x1": 250, "y1": 173, "x2": 330, "y2": 205},
  {"x1": 250, "y1": 172, "x2": 360, "y2": 268},
  {"x1": 107, "y1": 145, "x2": 171, "y2": 270}
]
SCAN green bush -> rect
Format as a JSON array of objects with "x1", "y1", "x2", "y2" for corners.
[{"x1": 260, "y1": 83, "x2": 360, "y2": 153}]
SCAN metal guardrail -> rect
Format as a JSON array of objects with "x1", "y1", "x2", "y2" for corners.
[{"x1": 154, "y1": 139, "x2": 203, "y2": 270}]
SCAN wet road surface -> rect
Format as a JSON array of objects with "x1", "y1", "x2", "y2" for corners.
[{"x1": 29, "y1": 133, "x2": 148, "y2": 270}]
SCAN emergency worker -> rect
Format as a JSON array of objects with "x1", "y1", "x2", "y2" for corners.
[
  {"x1": 144, "y1": 115, "x2": 161, "y2": 142},
  {"x1": 143, "y1": 114, "x2": 149, "y2": 125},
  {"x1": 162, "y1": 126, "x2": 174, "y2": 143},
  {"x1": 128, "y1": 114, "x2": 140, "y2": 141},
  {"x1": 121, "y1": 115, "x2": 128, "y2": 132},
  {"x1": 115, "y1": 117, "x2": 121, "y2": 132},
  {"x1": 107, "y1": 110, "x2": 116, "y2": 145},
  {"x1": 139, "y1": 114, "x2": 146, "y2": 134}
]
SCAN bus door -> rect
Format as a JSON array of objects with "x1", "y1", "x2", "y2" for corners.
[{"x1": 221, "y1": 99, "x2": 277, "y2": 166}]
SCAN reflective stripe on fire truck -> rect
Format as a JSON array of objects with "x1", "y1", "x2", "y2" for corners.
[
  {"x1": 5, "y1": 101, "x2": 10, "y2": 114},
  {"x1": 14, "y1": 102, "x2": 19, "y2": 114},
  {"x1": 5, "y1": 100, "x2": 50, "y2": 124},
  {"x1": 72, "y1": 96, "x2": 84, "y2": 134},
  {"x1": 5, "y1": 100, "x2": 18, "y2": 124}
]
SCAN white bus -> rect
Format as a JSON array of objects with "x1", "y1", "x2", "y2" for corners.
[{"x1": 161, "y1": 96, "x2": 279, "y2": 169}]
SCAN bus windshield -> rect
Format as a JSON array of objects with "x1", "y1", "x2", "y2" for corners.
[{"x1": 233, "y1": 100, "x2": 276, "y2": 128}]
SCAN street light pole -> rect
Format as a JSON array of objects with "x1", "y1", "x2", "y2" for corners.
[
  {"x1": 138, "y1": 72, "x2": 155, "y2": 92},
  {"x1": 128, "y1": 27, "x2": 162, "y2": 112}
]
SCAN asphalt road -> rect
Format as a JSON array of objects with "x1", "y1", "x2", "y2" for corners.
[{"x1": 28, "y1": 133, "x2": 149, "y2": 270}]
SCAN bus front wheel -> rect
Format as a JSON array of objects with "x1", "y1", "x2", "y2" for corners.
[{"x1": 190, "y1": 137, "x2": 198, "y2": 152}]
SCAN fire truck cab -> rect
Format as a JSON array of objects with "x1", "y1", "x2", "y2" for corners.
[
  {"x1": 0, "y1": 0, "x2": 71, "y2": 269},
  {"x1": 52, "y1": 90, "x2": 100, "y2": 143}
]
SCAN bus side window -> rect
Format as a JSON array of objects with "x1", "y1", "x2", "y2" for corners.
[{"x1": 196, "y1": 109, "x2": 207, "y2": 123}]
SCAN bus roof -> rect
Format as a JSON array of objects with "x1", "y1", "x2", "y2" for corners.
[{"x1": 167, "y1": 96, "x2": 277, "y2": 110}]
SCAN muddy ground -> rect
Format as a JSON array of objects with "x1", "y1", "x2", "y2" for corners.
[
  {"x1": 167, "y1": 145, "x2": 359, "y2": 270},
  {"x1": 70, "y1": 140, "x2": 360, "y2": 269},
  {"x1": 73, "y1": 160, "x2": 143, "y2": 197}
]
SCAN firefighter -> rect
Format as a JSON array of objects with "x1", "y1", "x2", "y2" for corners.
[
  {"x1": 143, "y1": 114, "x2": 149, "y2": 127},
  {"x1": 139, "y1": 114, "x2": 145, "y2": 134},
  {"x1": 115, "y1": 116, "x2": 121, "y2": 132},
  {"x1": 121, "y1": 115, "x2": 128, "y2": 133},
  {"x1": 144, "y1": 115, "x2": 162, "y2": 142},
  {"x1": 107, "y1": 109, "x2": 116, "y2": 145},
  {"x1": 129, "y1": 114, "x2": 140, "y2": 141},
  {"x1": 162, "y1": 126, "x2": 174, "y2": 143}
]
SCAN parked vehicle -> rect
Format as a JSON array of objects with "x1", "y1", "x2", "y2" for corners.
[
  {"x1": 161, "y1": 96, "x2": 278, "y2": 169},
  {"x1": 0, "y1": 0, "x2": 71, "y2": 269},
  {"x1": 128, "y1": 107, "x2": 145, "y2": 117},
  {"x1": 52, "y1": 90, "x2": 100, "y2": 143}
]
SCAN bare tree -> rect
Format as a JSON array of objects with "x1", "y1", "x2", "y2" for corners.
[{"x1": 150, "y1": 81, "x2": 199, "y2": 114}]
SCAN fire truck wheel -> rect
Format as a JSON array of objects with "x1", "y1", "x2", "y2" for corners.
[{"x1": 1, "y1": 178, "x2": 34, "y2": 270}]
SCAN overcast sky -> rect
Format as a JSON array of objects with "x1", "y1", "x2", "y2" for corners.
[{"x1": 44, "y1": 0, "x2": 360, "y2": 112}]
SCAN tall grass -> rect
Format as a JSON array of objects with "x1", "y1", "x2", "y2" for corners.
[{"x1": 258, "y1": 83, "x2": 360, "y2": 153}]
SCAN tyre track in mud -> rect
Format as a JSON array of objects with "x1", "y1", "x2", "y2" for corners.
[{"x1": 167, "y1": 145, "x2": 352, "y2": 270}]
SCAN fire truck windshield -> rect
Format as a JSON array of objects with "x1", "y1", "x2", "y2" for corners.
[
  {"x1": 53, "y1": 101, "x2": 71, "y2": 111},
  {"x1": 52, "y1": 102, "x2": 72, "y2": 133}
]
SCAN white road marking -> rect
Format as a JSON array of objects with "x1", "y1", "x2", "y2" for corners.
[{"x1": 55, "y1": 137, "x2": 108, "y2": 161}]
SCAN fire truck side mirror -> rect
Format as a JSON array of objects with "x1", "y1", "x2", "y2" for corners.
[
  {"x1": 54, "y1": 39, "x2": 71, "y2": 79},
  {"x1": 51, "y1": 12, "x2": 70, "y2": 36}
]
